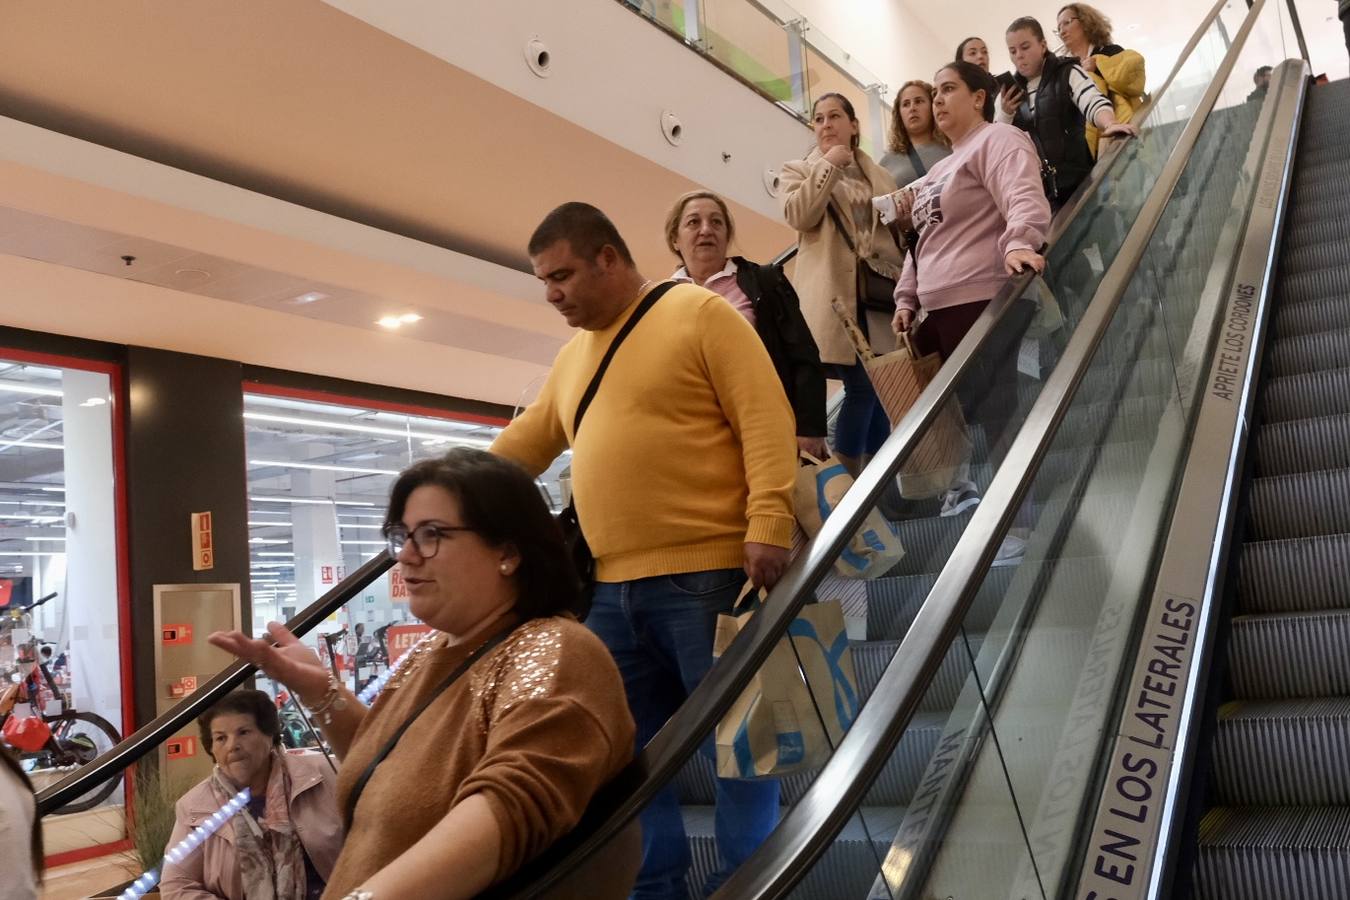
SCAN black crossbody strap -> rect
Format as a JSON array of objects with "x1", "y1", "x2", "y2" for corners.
[
  {"x1": 905, "y1": 145, "x2": 928, "y2": 178},
  {"x1": 342, "y1": 627, "x2": 512, "y2": 830},
  {"x1": 826, "y1": 203, "x2": 859, "y2": 256},
  {"x1": 571, "y1": 280, "x2": 676, "y2": 436}
]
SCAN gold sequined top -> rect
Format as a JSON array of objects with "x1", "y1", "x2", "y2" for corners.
[{"x1": 323, "y1": 616, "x2": 634, "y2": 899}]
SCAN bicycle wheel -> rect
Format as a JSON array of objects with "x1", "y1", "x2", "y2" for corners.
[{"x1": 41, "y1": 711, "x2": 122, "y2": 815}]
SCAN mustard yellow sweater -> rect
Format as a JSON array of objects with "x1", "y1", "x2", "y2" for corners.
[{"x1": 492, "y1": 282, "x2": 797, "y2": 582}]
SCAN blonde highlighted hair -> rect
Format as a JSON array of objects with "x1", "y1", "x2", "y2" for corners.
[
  {"x1": 886, "y1": 80, "x2": 950, "y2": 155},
  {"x1": 1058, "y1": 3, "x2": 1114, "y2": 49}
]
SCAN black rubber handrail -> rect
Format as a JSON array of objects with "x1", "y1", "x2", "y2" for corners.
[
  {"x1": 706, "y1": 0, "x2": 1271, "y2": 896},
  {"x1": 35, "y1": 552, "x2": 394, "y2": 815}
]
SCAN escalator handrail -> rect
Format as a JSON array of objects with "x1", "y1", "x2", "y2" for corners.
[
  {"x1": 490, "y1": 12, "x2": 1244, "y2": 900},
  {"x1": 34, "y1": 552, "x2": 395, "y2": 815},
  {"x1": 35, "y1": 0, "x2": 1214, "y2": 853},
  {"x1": 708, "y1": 0, "x2": 1274, "y2": 896}
]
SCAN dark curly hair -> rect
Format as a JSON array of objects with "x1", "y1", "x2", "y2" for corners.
[{"x1": 384, "y1": 448, "x2": 582, "y2": 619}]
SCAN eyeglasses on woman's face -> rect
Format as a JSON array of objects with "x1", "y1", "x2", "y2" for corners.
[
  {"x1": 1057, "y1": 16, "x2": 1080, "y2": 36},
  {"x1": 384, "y1": 522, "x2": 476, "y2": 560}
]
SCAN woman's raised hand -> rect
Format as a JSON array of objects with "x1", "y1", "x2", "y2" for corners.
[
  {"x1": 208, "y1": 622, "x2": 331, "y2": 705},
  {"x1": 822, "y1": 144, "x2": 853, "y2": 168}
]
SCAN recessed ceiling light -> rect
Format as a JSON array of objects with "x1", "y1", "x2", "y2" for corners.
[
  {"x1": 376, "y1": 312, "x2": 423, "y2": 329},
  {"x1": 290, "y1": 291, "x2": 329, "y2": 305}
]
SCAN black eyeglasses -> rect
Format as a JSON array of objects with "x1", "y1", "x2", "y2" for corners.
[
  {"x1": 1056, "y1": 16, "x2": 1079, "y2": 33},
  {"x1": 384, "y1": 523, "x2": 475, "y2": 560}
]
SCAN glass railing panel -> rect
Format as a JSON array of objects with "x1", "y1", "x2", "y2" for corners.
[
  {"x1": 908, "y1": 11, "x2": 1283, "y2": 897},
  {"x1": 700, "y1": 0, "x2": 801, "y2": 112},
  {"x1": 618, "y1": 0, "x2": 690, "y2": 38}
]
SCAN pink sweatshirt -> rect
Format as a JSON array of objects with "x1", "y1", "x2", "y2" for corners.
[{"x1": 895, "y1": 121, "x2": 1051, "y2": 314}]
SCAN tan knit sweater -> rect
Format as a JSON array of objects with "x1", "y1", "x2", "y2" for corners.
[{"x1": 321, "y1": 617, "x2": 635, "y2": 898}]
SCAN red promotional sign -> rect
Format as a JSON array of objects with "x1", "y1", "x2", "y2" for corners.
[
  {"x1": 321, "y1": 566, "x2": 335, "y2": 585},
  {"x1": 386, "y1": 623, "x2": 432, "y2": 655},
  {"x1": 390, "y1": 569, "x2": 408, "y2": 600},
  {"x1": 0, "y1": 580, "x2": 11, "y2": 608}
]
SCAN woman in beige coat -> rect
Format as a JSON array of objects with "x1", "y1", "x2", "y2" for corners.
[{"x1": 780, "y1": 92, "x2": 905, "y2": 474}]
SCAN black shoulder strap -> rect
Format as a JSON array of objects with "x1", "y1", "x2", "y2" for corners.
[
  {"x1": 826, "y1": 203, "x2": 858, "y2": 256},
  {"x1": 905, "y1": 145, "x2": 928, "y2": 178},
  {"x1": 572, "y1": 281, "x2": 676, "y2": 436},
  {"x1": 343, "y1": 627, "x2": 512, "y2": 831}
]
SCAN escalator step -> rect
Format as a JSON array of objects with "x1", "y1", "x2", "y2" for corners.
[
  {"x1": 1268, "y1": 329, "x2": 1350, "y2": 378},
  {"x1": 1260, "y1": 367, "x2": 1350, "y2": 423},
  {"x1": 1196, "y1": 805, "x2": 1350, "y2": 900},
  {"x1": 1292, "y1": 162, "x2": 1350, "y2": 205},
  {"x1": 1283, "y1": 235, "x2": 1350, "y2": 279},
  {"x1": 1273, "y1": 298, "x2": 1350, "y2": 342},
  {"x1": 671, "y1": 713, "x2": 945, "y2": 808},
  {"x1": 682, "y1": 805, "x2": 898, "y2": 900},
  {"x1": 851, "y1": 636, "x2": 982, "y2": 715},
  {"x1": 865, "y1": 566, "x2": 1014, "y2": 641},
  {"x1": 1283, "y1": 216, "x2": 1345, "y2": 252},
  {"x1": 1248, "y1": 470, "x2": 1350, "y2": 542},
  {"x1": 1228, "y1": 609, "x2": 1350, "y2": 700},
  {"x1": 1213, "y1": 699, "x2": 1350, "y2": 805},
  {"x1": 1254, "y1": 414, "x2": 1350, "y2": 477},
  {"x1": 1280, "y1": 262, "x2": 1350, "y2": 306},
  {"x1": 1239, "y1": 533, "x2": 1350, "y2": 614}
]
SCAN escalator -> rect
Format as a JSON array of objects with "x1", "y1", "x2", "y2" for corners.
[
  {"x1": 1191, "y1": 75, "x2": 1350, "y2": 899},
  {"x1": 32, "y1": 0, "x2": 1322, "y2": 897}
]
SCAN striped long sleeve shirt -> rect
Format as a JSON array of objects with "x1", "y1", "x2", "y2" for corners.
[{"x1": 996, "y1": 61, "x2": 1112, "y2": 127}]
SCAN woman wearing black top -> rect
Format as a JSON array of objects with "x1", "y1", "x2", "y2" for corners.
[{"x1": 998, "y1": 16, "x2": 1137, "y2": 207}]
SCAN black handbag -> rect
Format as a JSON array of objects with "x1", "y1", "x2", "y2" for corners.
[
  {"x1": 556, "y1": 281, "x2": 676, "y2": 617},
  {"x1": 827, "y1": 203, "x2": 904, "y2": 313}
]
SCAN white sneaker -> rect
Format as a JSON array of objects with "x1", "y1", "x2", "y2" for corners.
[
  {"x1": 940, "y1": 480, "x2": 981, "y2": 517},
  {"x1": 991, "y1": 533, "x2": 1027, "y2": 567}
]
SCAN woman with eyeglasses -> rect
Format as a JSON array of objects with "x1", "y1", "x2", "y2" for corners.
[
  {"x1": 210, "y1": 449, "x2": 637, "y2": 900},
  {"x1": 1055, "y1": 4, "x2": 1146, "y2": 158},
  {"x1": 999, "y1": 15, "x2": 1138, "y2": 208}
]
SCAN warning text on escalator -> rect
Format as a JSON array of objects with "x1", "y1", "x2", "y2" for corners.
[
  {"x1": 1211, "y1": 284, "x2": 1256, "y2": 402},
  {"x1": 1078, "y1": 595, "x2": 1198, "y2": 899}
]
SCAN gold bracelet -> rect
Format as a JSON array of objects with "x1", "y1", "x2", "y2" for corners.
[{"x1": 305, "y1": 674, "x2": 348, "y2": 726}]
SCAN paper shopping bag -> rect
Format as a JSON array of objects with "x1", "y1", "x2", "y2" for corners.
[
  {"x1": 793, "y1": 452, "x2": 905, "y2": 579},
  {"x1": 714, "y1": 591, "x2": 860, "y2": 779},
  {"x1": 831, "y1": 300, "x2": 973, "y2": 499}
]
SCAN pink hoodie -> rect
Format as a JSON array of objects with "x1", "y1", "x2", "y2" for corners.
[{"x1": 895, "y1": 121, "x2": 1050, "y2": 313}]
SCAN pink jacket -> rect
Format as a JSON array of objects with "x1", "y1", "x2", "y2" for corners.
[
  {"x1": 895, "y1": 121, "x2": 1050, "y2": 313},
  {"x1": 160, "y1": 752, "x2": 344, "y2": 900}
]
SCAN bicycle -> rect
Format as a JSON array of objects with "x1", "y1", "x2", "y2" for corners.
[{"x1": 1, "y1": 593, "x2": 122, "y2": 814}]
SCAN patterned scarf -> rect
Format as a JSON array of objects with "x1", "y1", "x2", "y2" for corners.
[{"x1": 209, "y1": 749, "x2": 307, "y2": 900}]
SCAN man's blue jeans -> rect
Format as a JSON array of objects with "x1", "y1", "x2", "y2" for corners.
[{"x1": 587, "y1": 568, "x2": 781, "y2": 899}]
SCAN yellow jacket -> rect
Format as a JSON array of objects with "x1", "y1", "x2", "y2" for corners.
[{"x1": 1086, "y1": 49, "x2": 1146, "y2": 157}]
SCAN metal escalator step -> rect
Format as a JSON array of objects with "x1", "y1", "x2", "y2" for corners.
[
  {"x1": 1292, "y1": 167, "x2": 1350, "y2": 206},
  {"x1": 1282, "y1": 235, "x2": 1350, "y2": 279},
  {"x1": 865, "y1": 566, "x2": 1014, "y2": 641},
  {"x1": 1229, "y1": 609, "x2": 1350, "y2": 700},
  {"x1": 851, "y1": 635, "x2": 982, "y2": 714},
  {"x1": 1239, "y1": 533, "x2": 1350, "y2": 614},
  {"x1": 1287, "y1": 195, "x2": 1349, "y2": 233},
  {"x1": 1213, "y1": 699, "x2": 1350, "y2": 805},
  {"x1": 1284, "y1": 217, "x2": 1345, "y2": 252},
  {"x1": 1259, "y1": 368, "x2": 1350, "y2": 423},
  {"x1": 1196, "y1": 805, "x2": 1350, "y2": 900},
  {"x1": 1280, "y1": 262, "x2": 1350, "y2": 306},
  {"x1": 1254, "y1": 414, "x2": 1350, "y2": 477},
  {"x1": 1273, "y1": 297, "x2": 1350, "y2": 342},
  {"x1": 1268, "y1": 329, "x2": 1350, "y2": 378},
  {"x1": 682, "y1": 805, "x2": 898, "y2": 900},
  {"x1": 671, "y1": 713, "x2": 944, "y2": 808},
  {"x1": 1248, "y1": 470, "x2": 1350, "y2": 541}
]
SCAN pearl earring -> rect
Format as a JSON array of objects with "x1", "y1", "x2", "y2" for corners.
[{"x1": 499, "y1": 563, "x2": 511, "y2": 575}]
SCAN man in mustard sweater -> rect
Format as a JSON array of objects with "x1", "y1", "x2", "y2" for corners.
[{"x1": 491, "y1": 202, "x2": 796, "y2": 898}]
